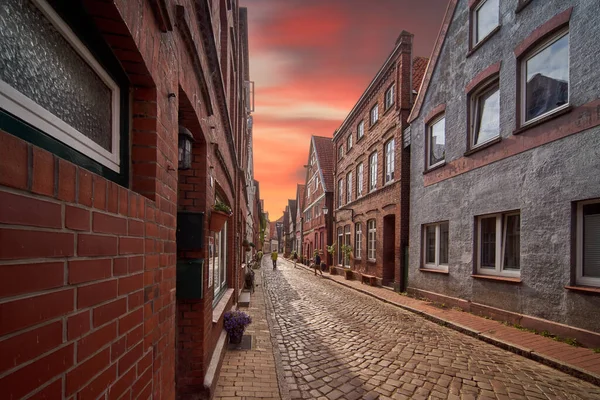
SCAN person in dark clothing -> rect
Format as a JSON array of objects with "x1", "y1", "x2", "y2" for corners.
[{"x1": 313, "y1": 253, "x2": 323, "y2": 276}]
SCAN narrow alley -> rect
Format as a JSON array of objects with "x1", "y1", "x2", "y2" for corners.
[{"x1": 218, "y1": 257, "x2": 600, "y2": 400}]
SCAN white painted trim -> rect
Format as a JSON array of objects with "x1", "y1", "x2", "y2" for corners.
[
  {"x1": 423, "y1": 222, "x2": 449, "y2": 272},
  {"x1": 0, "y1": 0, "x2": 121, "y2": 172},
  {"x1": 476, "y1": 213, "x2": 521, "y2": 278},
  {"x1": 520, "y1": 29, "x2": 570, "y2": 127},
  {"x1": 576, "y1": 200, "x2": 600, "y2": 287}
]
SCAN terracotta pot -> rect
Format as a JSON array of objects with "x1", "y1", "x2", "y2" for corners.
[
  {"x1": 210, "y1": 210, "x2": 231, "y2": 232},
  {"x1": 344, "y1": 269, "x2": 353, "y2": 280}
]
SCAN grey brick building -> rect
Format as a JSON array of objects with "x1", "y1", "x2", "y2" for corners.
[{"x1": 406, "y1": 0, "x2": 600, "y2": 342}]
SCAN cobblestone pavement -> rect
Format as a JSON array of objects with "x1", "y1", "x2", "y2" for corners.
[{"x1": 265, "y1": 259, "x2": 600, "y2": 400}]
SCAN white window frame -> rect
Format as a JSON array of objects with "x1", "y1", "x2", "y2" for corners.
[
  {"x1": 0, "y1": 0, "x2": 121, "y2": 172},
  {"x1": 338, "y1": 178, "x2": 344, "y2": 208},
  {"x1": 346, "y1": 171, "x2": 352, "y2": 204},
  {"x1": 213, "y1": 221, "x2": 228, "y2": 298},
  {"x1": 385, "y1": 84, "x2": 395, "y2": 110},
  {"x1": 472, "y1": 0, "x2": 500, "y2": 46},
  {"x1": 355, "y1": 223, "x2": 362, "y2": 259},
  {"x1": 344, "y1": 225, "x2": 351, "y2": 267},
  {"x1": 369, "y1": 152, "x2": 378, "y2": 192},
  {"x1": 357, "y1": 120, "x2": 364, "y2": 140},
  {"x1": 576, "y1": 199, "x2": 600, "y2": 287},
  {"x1": 347, "y1": 133, "x2": 352, "y2": 151},
  {"x1": 337, "y1": 228, "x2": 344, "y2": 266},
  {"x1": 470, "y1": 79, "x2": 500, "y2": 149},
  {"x1": 520, "y1": 29, "x2": 570, "y2": 126},
  {"x1": 426, "y1": 115, "x2": 445, "y2": 169},
  {"x1": 370, "y1": 104, "x2": 379, "y2": 125},
  {"x1": 476, "y1": 212, "x2": 521, "y2": 278},
  {"x1": 367, "y1": 219, "x2": 376, "y2": 261},
  {"x1": 338, "y1": 145, "x2": 344, "y2": 160},
  {"x1": 384, "y1": 139, "x2": 395, "y2": 184},
  {"x1": 422, "y1": 222, "x2": 449, "y2": 271},
  {"x1": 357, "y1": 163, "x2": 364, "y2": 197}
]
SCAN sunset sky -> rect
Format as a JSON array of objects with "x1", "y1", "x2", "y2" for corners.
[{"x1": 240, "y1": 0, "x2": 449, "y2": 220}]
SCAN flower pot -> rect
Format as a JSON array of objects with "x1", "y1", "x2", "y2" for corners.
[
  {"x1": 344, "y1": 269, "x2": 354, "y2": 280},
  {"x1": 329, "y1": 266, "x2": 336, "y2": 275},
  {"x1": 210, "y1": 210, "x2": 231, "y2": 232},
  {"x1": 229, "y1": 334, "x2": 243, "y2": 345}
]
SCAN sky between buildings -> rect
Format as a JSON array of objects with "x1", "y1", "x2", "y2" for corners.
[{"x1": 240, "y1": 0, "x2": 449, "y2": 220}]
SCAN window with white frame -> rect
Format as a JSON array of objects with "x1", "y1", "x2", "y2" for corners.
[
  {"x1": 423, "y1": 222, "x2": 449, "y2": 271},
  {"x1": 472, "y1": 0, "x2": 499, "y2": 46},
  {"x1": 357, "y1": 120, "x2": 364, "y2": 140},
  {"x1": 315, "y1": 176, "x2": 319, "y2": 191},
  {"x1": 576, "y1": 200, "x2": 600, "y2": 287},
  {"x1": 347, "y1": 133, "x2": 352, "y2": 151},
  {"x1": 369, "y1": 152, "x2": 378, "y2": 192},
  {"x1": 337, "y1": 228, "x2": 344, "y2": 265},
  {"x1": 476, "y1": 212, "x2": 520, "y2": 277},
  {"x1": 367, "y1": 219, "x2": 376, "y2": 260},
  {"x1": 385, "y1": 84, "x2": 395, "y2": 110},
  {"x1": 338, "y1": 178, "x2": 344, "y2": 208},
  {"x1": 346, "y1": 171, "x2": 352, "y2": 203},
  {"x1": 0, "y1": 0, "x2": 123, "y2": 173},
  {"x1": 355, "y1": 223, "x2": 362, "y2": 259},
  {"x1": 370, "y1": 104, "x2": 379, "y2": 125},
  {"x1": 471, "y1": 79, "x2": 500, "y2": 148},
  {"x1": 212, "y1": 221, "x2": 228, "y2": 299},
  {"x1": 344, "y1": 225, "x2": 351, "y2": 267},
  {"x1": 427, "y1": 115, "x2": 445, "y2": 169},
  {"x1": 357, "y1": 163, "x2": 364, "y2": 197},
  {"x1": 522, "y1": 29, "x2": 569, "y2": 125},
  {"x1": 338, "y1": 145, "x2": 344, "y2": 160},
  {"x1": 384, "y1": 139, "x2": 395, "y2": 183}
]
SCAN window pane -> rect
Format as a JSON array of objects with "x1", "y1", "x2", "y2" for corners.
[
  {"x1": 475, "y1": 0, "x2": 499, "y2": 43},
  {"x1": 429, "y1": 117, "x2": 445, "y2": 166},
  {"x1": 0, "y1": 0, "x2": 113, "y2": 150},
  {"x1": 474, "y1": 87, "x2": 500, "y2": 145},
  {"x1": 440, "y1": 223, "x2": 449, "y2": 265},
  {"x1": 583, "y1": 205, "x2": 600, "y2": 278},
  {"x1": 425, "y1": 225, "x2": 436, "y2": 264},
  {"x1": 503, "y1": 215, "x2": 520, "y2": 270},
  {"x1": 480, "y1": 217, "x2": 496, "y2": 268},
  {"x1": 525, "y1": 33, "x2": 569, "y2": 122}
]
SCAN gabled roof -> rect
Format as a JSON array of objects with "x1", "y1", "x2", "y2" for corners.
[
  {"x1": 296, "y1": 184, "x2": 306, "y2": 211},
  {"x1": 288, "y1": 199, "x2": 297, "y2": 221},
  {"x1": 408, "y1": 0, "x2": 459, "y2": 123},
  {"x1": 312, "y1": 136, "x2": 335, "y2": 192},
  {"x1": 412, "y1": 57, "x2": 429, "y2": 93}
]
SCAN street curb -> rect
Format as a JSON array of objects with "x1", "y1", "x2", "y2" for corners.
[{"x1": 280, "y1": 258, "x2": 600, "y2": 387}]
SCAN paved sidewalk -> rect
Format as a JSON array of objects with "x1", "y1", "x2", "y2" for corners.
[
  {"x1": 282, "y1": 258, "x2": 600, "y2": 386},
  {"x1": 214, "y1": 260, "x2": 283, "y2": 400}
]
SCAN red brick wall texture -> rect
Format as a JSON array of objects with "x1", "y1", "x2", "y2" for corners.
[{"x1": 0, "y1": 0, "x2": 248, "y2": 399}]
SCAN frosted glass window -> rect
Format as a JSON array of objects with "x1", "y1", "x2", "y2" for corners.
[{"x1": 0, "y1": 0, "x2": 120, "y2": 171}]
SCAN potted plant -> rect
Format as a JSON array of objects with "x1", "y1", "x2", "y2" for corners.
[
  {"x1": 223, "y1": 310, "x2": 252, "y2": 345},
  {"x1": 344, "y1": 268, "x2": 354, "y2": 280},
  {"x1": 326, "y1": 242, "x2": 336, "y2": 273},
  {"x1": 210, "y1": 200, "x2": 232, "y2": 232},
  {"x1": 341, "y1": 244, "x2": 353, "y2": 266}
]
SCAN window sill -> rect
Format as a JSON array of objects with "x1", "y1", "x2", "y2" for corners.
[
  {"x1": 565, "y1": 285, "x2": 600, "y2": 295},
  {"x1": 464, "y1": 136, "x2": 502, "y2": 156},
  {"x1": 423, "y1": 162, "x2": 446, "y2": 175},
  {"x1": 515, "y1": 0, "x2": 533, "y2": 13},
  {"x1": 383, "y1": 105, "x2": 394, "y2": 117},
  {"x1": 513, "y1": 105, "x2": 572, "y2": 135},
  {"x1": 420, "y1": 268, "x2": 449, "y2": 275},
  {"x1": 356, "y1": 135, "x2": 365, "y2": 143},
  {"x1": 471, "y1": 274, "x2": 522, "y2": 284},
  {"x1": 367, "y1": 259, "x2": 376, "y2": 264},
  {"x1": 467, "y1": 25, "x2": 501, "y2": 58},
  {"x1": 212, "y1": 288, "x2": 234, "y2": 323},
  {"x1": 369, "y1": 120, "x2": 380, "y2": 131}
]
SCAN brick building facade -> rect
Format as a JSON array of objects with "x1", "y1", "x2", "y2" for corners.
[
  {"x1": 0, "y1": 0, "x2": 255, "y2": 399},
  {"x1": 406, "y1": 0, "x2": 600, "y2": 344},
  {"x1": 302, "y1": 136, "x2": 334, "y2": 266},
  {"x1": 332, "y1": 32, "x2": 427, "y2": 288}
]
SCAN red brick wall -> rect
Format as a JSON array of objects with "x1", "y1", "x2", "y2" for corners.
[{"x1": 0, "y1": 131, "x2": 174, "y2": 400}]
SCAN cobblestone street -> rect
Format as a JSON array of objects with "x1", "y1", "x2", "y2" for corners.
[{"x1": 264, "y1": 259, "x2": 600, "y2": 400}]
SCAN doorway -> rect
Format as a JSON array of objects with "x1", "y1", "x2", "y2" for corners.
[{"x1": 383, "y1": 215, "x2": 396, "y2": 286}]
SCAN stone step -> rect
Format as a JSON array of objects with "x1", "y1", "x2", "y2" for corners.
[{"x1": 239, "y1": 290, "x2": 251, "y2": 308}]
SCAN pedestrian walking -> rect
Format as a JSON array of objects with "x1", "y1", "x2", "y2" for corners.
[
  {"x1": 271, "y1": 250, "x2": 278, "y2": 270},
  {"x1": 292, "y1": 250, "x2": 298, "y2": 268},
  {"x1": 313, "y1": 252, "x2": 323, "y2": 276}
]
